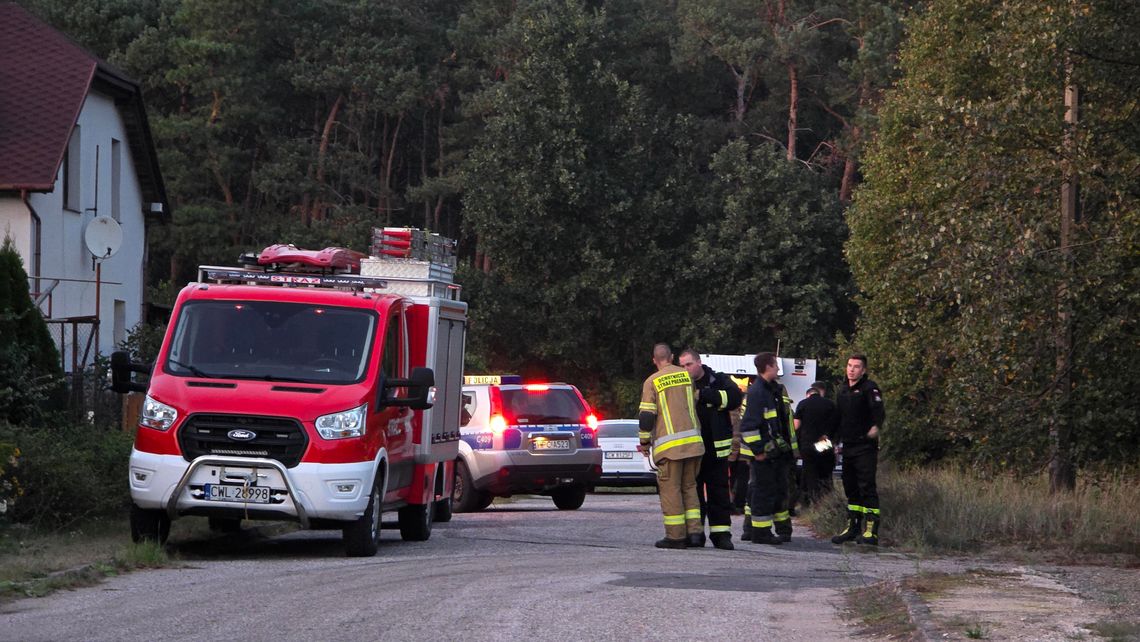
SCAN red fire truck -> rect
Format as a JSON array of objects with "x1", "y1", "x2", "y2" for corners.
[{"x1": 111, "y1": 229, "x2": 466, "y2": 556}]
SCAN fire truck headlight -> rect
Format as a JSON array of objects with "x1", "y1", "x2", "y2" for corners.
[
  {"x1": 316, "y1": 403, "x2": 368, "y2": 440},
  {"x1": 140, "y1": 395, "x2": 178, "y2": 431}
]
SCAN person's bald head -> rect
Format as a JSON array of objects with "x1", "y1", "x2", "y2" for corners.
[{"x1": 652, "y1": 343, "x2": 673, "y2": 367}]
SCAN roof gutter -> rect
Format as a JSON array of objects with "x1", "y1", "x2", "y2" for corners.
[{"x1": 20, "y1": 189, "x2": 43, "y2": 299}]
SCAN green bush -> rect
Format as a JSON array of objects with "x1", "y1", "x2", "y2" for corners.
[{"x1": 0, "y1": 419, "x2": 133, "y2": 530}]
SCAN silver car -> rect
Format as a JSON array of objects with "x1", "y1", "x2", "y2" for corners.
[
  {"x1": 453, "y1": 377, "x2": 603, "y2": 511},
  {"x1": 596, "y1": 419, "x2": 657, "y2": 487}
]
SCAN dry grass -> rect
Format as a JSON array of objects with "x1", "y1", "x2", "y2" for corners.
[
  {"x1": 0, "y1": 517, "x2": 176, "y2": 601},
  {"x1": 804, "y1": 466, "x2": 1140, "y2": 562}
]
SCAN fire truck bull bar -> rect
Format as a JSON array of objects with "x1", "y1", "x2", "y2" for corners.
[{"x1": 164, "y1": 455, "x2": 310, "y2": 529}]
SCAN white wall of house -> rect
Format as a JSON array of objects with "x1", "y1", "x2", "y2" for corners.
[{"x1": 0, "y1": 90, "x2": 148, "y2": 369}]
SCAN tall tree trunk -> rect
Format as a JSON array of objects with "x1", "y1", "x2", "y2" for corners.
[
  {"x1": 312, "y1": 93, "x2": 344, "y2": 223},
  {"x1": 787, "y1": 62, "x2": 799, "y2": 162},
  {"x1": 733, "y1": 69, "x2": 748, "y2": 132},
  {"x1": 433, "y1": 104, "x2": 445, "y2": 232},
  {"x1": 380, "y1": 113, "x2": 404, "y2": 226},
  {"x1": 1050, "y1": 58, "x2": 1078, "y2": 493},
  {"x1": 843, "y1": 123, "x2": 857, "y2": 206},
  {"x1": 210, "y1": 163, "x2": 238, "y2": 245},
  {"x1": 422, "y1": 111, "x2": 431, "y2": 229}
]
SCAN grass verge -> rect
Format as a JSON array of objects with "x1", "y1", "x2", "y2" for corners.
[
  {"x1": 801, "y1": 466, "x2": 1140, "y2": 562},
  {"x1": 0, "y1": 519, "x2": 172, "y2": 602}
]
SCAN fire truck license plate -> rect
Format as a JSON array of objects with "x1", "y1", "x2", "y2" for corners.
[
  {"x1": 534, "y1": 439, "x2": 570, "y2": 450},
  {"x1": 204, "y1": 483, "x2": 271, "y2": 503},
  {"x1": 605, "y1": 451, "x2": 634, "y2": 459}
]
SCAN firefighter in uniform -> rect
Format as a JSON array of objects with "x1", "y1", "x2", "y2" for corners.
[
  {"x1": 679, "y1": 349, "x2": 742, "y2": 550},
  {"x1": 831, "y1": 353, "x2": 886, "y2": 546},
  {"x1": 794, "y1": 381, "x2": 838, "y2": 507},
  {"x1": 773, "y1": 382, "x2": 798, "y2": 541},
  {"x1": 738, "y1": 352, "x2": 792, "y2": 545},
  {"x1": 639, "y1": 343, "x2": 705, "y2": 549},
  {"x1": 728, "y1": 376, "x2": 752, "y2": 516}
]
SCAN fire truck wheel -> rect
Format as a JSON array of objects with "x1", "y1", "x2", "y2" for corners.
[
  {"x1": 208, "y1": 517, "x2": 242, "y2": 533},
  {"x1": 551, "y1": 485, "x2": 587, "y2": 510},
  {"x1": 130, "y1": 504, "x2": 170, "y2": 544},
  {"x1": 398, "y1": 500, "x2": 434, "y2": 541},
  {"x1": 343, "y1": 483, "x2": 382, "y2": 557},
  {"x1": 452, "y1": 460, "x2": 491, "y2": 513}
]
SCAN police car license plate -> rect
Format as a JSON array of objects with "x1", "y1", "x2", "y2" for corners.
[
  {"x1": 203, "y1": 483, "x2": 271, "y2": 504},
  {"x1": 533, "y1": 439, "x2": 570, "y2": 450},
  {"x1": 605, "y1": 452, "x2": 634, "y2": 459}
]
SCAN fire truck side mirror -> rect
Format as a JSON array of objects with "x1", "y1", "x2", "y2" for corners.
[
  {"x1": 110, "y1": 350, "x2": 151, "y2": 394},
  {"x1": 379, "y1": 367, "x2": 435, "y2": 410}
]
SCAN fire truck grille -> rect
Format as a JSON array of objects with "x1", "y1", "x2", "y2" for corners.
[{"x1": 179, "y1": 414, "x2": 308, "y2": 468}]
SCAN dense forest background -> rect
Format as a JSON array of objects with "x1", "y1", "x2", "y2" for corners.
[{"x1": 17, "y1": 0, "x2": 1137, "y2": 478}]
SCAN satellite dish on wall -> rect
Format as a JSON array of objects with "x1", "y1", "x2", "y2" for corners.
[{"x1": 84, "y1": 216, "x2": 122, "y2": 259}]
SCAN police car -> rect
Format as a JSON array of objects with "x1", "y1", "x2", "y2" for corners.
[{"x1": 453, "y1": 375, "x2": 603, "y2": 511}]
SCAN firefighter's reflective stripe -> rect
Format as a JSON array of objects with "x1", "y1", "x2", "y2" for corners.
[
  {"x1": 685, "y1": 508, "x2": 701, "y2": 521},
  {"x1": 848, "y1": 504, "x2": 865, "y2": 513},
  {"x1": 639, "y1": 401, "x2": 656, "y2": 413},
  {"x1": 775, "y1": 510, "x2": 790, "y2": 521},
  {"x1": 751, "y1": 517, "x2": 774, "y2": 528},
  {"x1": 741, "y1": 429, "x2": 762, "y2": 444},
  {"x1": 714, "y1": 437, "x2": 733, "y2": 458},
  {"x1": 716, "y1": 389, "x2": 728, "y2": 410},
  {"x1": 763, "y1": 409, "x2": 778, "y2": 419},
  {"x1": 739, "y1": 443, "x2": 754, "y2": 457},
  {"x1": 710, "y1": 524, "x2": 731, "y2": 533},
  {"x1": 638, "y1": 431, "x2": 651, "y2": 441},
  {"x1": 655, "y1": 428, "x2": 702, "y2": 455},
  {"x1": 663, "y1": 514, "x2": 686, "y2": 526}
]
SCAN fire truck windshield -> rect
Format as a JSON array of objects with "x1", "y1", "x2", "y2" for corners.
[{"x1": 164, "y1": 300, "x2": 377, "y2": 384}]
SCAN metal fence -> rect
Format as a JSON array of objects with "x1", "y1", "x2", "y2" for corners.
[{"x1": 40, "y1": 317, "x2": 123, "y2": 426}]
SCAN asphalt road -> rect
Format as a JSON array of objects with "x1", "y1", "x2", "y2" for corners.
[{"x1": 0, "y1": 492, "x2": 956, "y2": 641}]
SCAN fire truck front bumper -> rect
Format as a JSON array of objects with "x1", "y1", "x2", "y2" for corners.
[{"x1": 129, "y1": 449, "x2": 378, "y2": 525}]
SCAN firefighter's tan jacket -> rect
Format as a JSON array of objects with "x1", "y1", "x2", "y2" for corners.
[{"x1": 638, "y1": 364, "x2": 704, "y2": 463}]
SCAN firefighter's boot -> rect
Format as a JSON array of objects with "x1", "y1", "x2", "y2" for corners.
[
  {"x1": 774, "y1": 517, "x2": 793, "y2": 543},
  {"x1": 655, "y1": 537, "x2": 688, "y2": 549},
  {"x1": 857, "y1": 513, "x2": 880, "y2": 546},
  {"x1": 710, "y1": 533, "x2": 734, "y2": 551},
  {"x1": 750, "y1": 529, "x2": 782, "y2": 546},
  {"x1": 831, "y1": 509, "x2": 862, "y2": 545},
  {"x1": 687, "y1": 532, "x2": 706, "y2": 548}
]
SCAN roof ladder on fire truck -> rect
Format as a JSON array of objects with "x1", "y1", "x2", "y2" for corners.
[{"x1": 196, "y1": 228, "x2": 461, "y2": 300}]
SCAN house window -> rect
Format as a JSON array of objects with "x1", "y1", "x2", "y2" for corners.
[
  {"x1": 111, "y1": 138, "x2": 121, "y2": 221},
  {"x1": 63, "y1": 125, "x2": 81, "y2": 211}
]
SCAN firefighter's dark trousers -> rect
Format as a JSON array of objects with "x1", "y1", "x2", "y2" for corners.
[
  {"x1": 747, "y1": 456, "x2": 788, "y2": 533},
  {"x1": 696, "y1": 452, "x2": 732, "y2": 537},
  {"x1": 799, "y1": 449, "x2": 835, "y2": 506},
  {"x1": 840, "y1": 443, "x2": 879, "y2": 514},
  {"x1": 657, "y1": 456, "x2": 703, "y2": 540}
]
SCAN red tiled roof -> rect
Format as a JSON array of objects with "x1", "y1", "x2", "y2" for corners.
[{"x1": 0, "y1": 2, "x2": 100, "y2": 191}]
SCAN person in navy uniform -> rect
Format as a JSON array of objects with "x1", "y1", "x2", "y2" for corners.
[{"x1": 831, "y1": 354, "x2": 885, "y2": 546}]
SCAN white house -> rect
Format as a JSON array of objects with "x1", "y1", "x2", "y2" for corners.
[{"x1": 0, "y1": 3, "x2": 169, "y2": 371}]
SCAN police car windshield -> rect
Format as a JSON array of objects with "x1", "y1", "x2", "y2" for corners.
[
  {"x1": 500, "y1": 388, "x2": 584, "y2": 425},
  {"x1": 164, "y1": 300, "x2": 376, "y2": 384}
]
